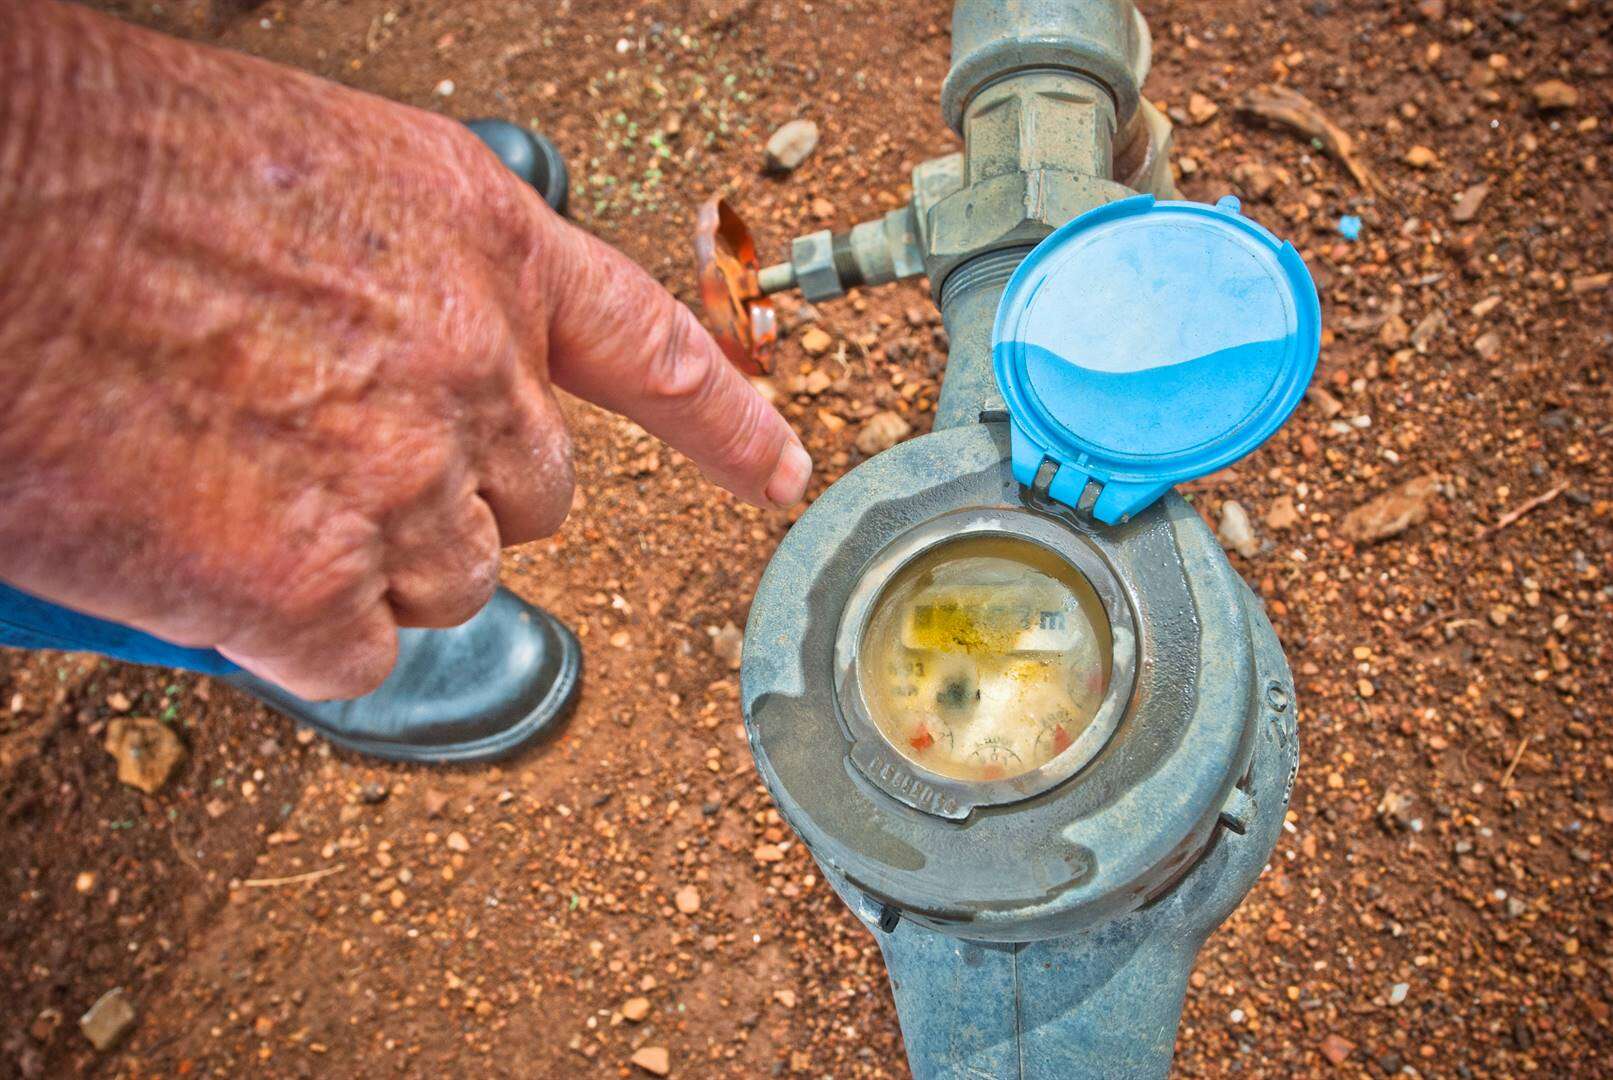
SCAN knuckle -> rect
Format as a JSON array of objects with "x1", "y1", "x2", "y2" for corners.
[
  {"x1": 529, "y1": 422, "x2": 576, "y2": 536},
  {"x1": 526, "y1": 469, "x2": 575, "y2": 541},
  {"x1": 705, "y1": 392, "x2": 775, "y2": 475},
  {"x1": 637, "y1": 308, "x2": 710, "y2": 405},
  {"x1": 360, "y1": 428, "x2": 463, "y2": 518},
  {"x1": 446, "y1": 532, "x2": 502, "y2": 621},
  {"x1": 387, "y1": 502, "x2": 502, "y2": 627},
  {"x1": 262, "y1": 517, "x2": 383, "y2": 627},
  {"x1": 325, "y1": 624, "x2": 399, "y2": 699}
]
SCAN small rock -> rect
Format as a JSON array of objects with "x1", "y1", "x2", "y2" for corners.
[
  {"x1": 630, "y1": 1045, "x2": 671, "y2": 1076},
  {"x1": 753, "y1": 843, "x2": 785, "y2": 863},
  {"x1": 809, "y1": 196, "x2": 835, "y2": 220},
  {"x1": 800, "y1": 327, "x2": 833, "y2": 356},
  {"x1": 1389, "y1": 982, "x2": 1410, "y2": 1006},
  {"x1": 764, "y1": 118, "x2": 819, "y2": 173},
  {"x1": 1340, "y1": 475, "x2": 1439, "y2": 543},
  {"x1": 1265, "y1": 496, "x2": 1301, "y2": 531},
  {"x1": 1451, "y1": 181, "x2": 1490, "y2": 222},
  {"x1": 1307, "y1": 385, "x2": 1344, "y2": 418},
  {"x1": 802, "y1": 369, "x2": 833, "y2": 396},
  {"x1": 774, "y1": 989, "x2": 797, "y2": 1008},
  {"x1": 1377, "y1": 312, "x2": 1409, "y2": 347},
  {"x1": 79, "y1": 988, "x2": 136, "y2": 1052},
  {"x1": 817, "y1": 408, "x2": 846, "y2": 433},
  {"x1": 620, "y1": 997, "x2": 652, "y2": 1022},
  {"x1": 1377, "y1": 789, "x2": 1416, "y2": 831},
  {"x1": 423, "y1": 789, "x2": 451, "y2": 818},
  {"x1": 674, "y1": 884, "x2": 701, "y2": 915},
  {"x1": 205, "y1": 797, "x2": 228, "y2": 819},
  {"x1": 74, "y1": 871, "x2": 98, "y2": 895},
  {"x1": 749, "y1": 376, "x2": 779, "y2": 404},
  {"x1": 1187, "y1": 92, "x2": 1220, "y2": 124},
  {"x1": 854, "y1": 411, "x2": 912, "y2": 456},
  {"x1": 712, "y1": 622, "x2": 744, "y2": 671},
  {"x1": 1404, "y1": 145, "x2": 1438, "y2": 169},
  {"x1": 433, "y1": 79, "x2": 455, "y2": 97},
  {"x1": 106, "y1": 692, "x2": 132, "y2": 713},
  {"x1": 1217, "y1": 500, "x2": 1260, "y2": 558},
  {"x1": 446, "y1": 831, "x2": 471, "y2": 853},
  {"x1": 1320, "y1": 1033, "x2": 1356, "y2": 1066},
  {"x1": 1472, "y1": 331, "x2": 1502, "y2": 359},
  {"x1": 1410, "y1": 310, "x2": 1444, "y2": 351},
  {"x1": 104, "y1": 717, "x2": 185, "y2": 795},
  {"x1": 359, "y1": 781, "x2": 390, "y2": 805},
  {"x1": 1530, "y1": 79, "x2": 1579, "y2": 111},
  {"x1": 28, "y1": 1005, "x2": 60, "y2": 1050},
  {"x1": 1417, "y1": 0, "x2": 1445, "y2": 20},
  {"x1": 1232, "y1": 160, "x2": 1281, "y2": 199}
]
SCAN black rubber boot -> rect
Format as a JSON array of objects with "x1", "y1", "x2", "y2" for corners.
[
  {"x1": 465, "y1": 119, "x2": 570, "y2": 215},
  {"x1": 228, "y1": 587, "x2": 581, "y2": 764}
]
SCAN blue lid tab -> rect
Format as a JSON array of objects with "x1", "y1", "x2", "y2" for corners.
[{"x1": 992, "y1": 194, "x2": 1321, "y2": 524}]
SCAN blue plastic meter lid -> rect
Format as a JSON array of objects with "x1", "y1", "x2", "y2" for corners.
[{"x1": 993, "y1": 193, "x2": 1321, "y2": 525}]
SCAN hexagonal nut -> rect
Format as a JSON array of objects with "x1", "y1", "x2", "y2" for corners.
[
  {"x1": 790, "y1": 230, "x2": 841, "y2": 302},
  {"x1": 923, "y1": 169, "x2": 1135, "y2": 292},
  {"x1": 1116, "y1": 98, "x2": 1179, "y2": 200}
]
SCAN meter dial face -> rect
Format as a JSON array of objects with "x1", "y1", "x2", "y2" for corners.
[{"x1": 857, "y1": 535, "x2": 1113, "y2": 783}]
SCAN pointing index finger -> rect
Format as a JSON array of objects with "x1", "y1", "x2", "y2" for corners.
[{"x1": 540, "y1": 216, "x2": 811, "y2": 510}]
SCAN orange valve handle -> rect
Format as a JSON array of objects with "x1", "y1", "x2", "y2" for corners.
[{"x1": 694, "y1": 197, "x2": 778, "y2": 376}]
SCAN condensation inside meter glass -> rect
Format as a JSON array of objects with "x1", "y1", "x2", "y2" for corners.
[{"x1": 857, "y1": 535, "x2": 1113, "y2": 783}]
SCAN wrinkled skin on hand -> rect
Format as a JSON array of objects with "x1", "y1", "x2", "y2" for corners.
[{"x1": 0, "y1": 3, "x2": 811, "y2": 699}]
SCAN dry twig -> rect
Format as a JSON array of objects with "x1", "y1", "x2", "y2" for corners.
[
  {"x1": 241, "y1": 863, "x2": 347, "y2": 889},
  {"x1": 1499, "y1": 736, "x2": 1531, "y2": 789},
  {"x1": 1236, "y1": 85, "x2": 1384, "y2": 195},
  {"x1": 1478, "y1": 484, "x2": 1565, "y2": 539}
]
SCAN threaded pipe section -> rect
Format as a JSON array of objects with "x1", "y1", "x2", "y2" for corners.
[
  {"x1": 939, "y1": 245, "x2": 1035, "y2": 311},
  {"x1": 933, "y1": 246, "x2": 1037, "y2": 431}
]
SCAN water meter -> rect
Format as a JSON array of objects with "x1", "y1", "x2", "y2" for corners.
[
  {"x1": 721, "y1": 4, "x2": 1321, "y2": 1076},
  {"x1": 739, "y1": 190, "x2": 1316, "y2": 1076}
]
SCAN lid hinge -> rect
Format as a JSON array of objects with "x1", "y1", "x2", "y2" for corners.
[{"x1": 1029, "y1": 458, "x2": 1102, "y2": 519}]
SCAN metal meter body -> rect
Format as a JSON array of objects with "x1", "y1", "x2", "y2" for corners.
[
  {"x1": 742, "y1": 424, "x2": 1298, "y2": 1076},
  {"x1": 744, "y1": 420, "x2": 1298, "y2": 937}
]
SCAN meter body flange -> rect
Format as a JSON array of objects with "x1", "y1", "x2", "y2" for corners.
[{"x1": 741, "y1": 421, "x2": 1295, "y2": 944}]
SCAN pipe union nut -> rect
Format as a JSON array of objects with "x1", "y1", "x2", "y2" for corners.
[{"x1": 791, "y1": 230, "x2": 842, "y2": 303}]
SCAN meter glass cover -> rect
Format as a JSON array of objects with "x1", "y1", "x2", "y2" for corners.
[{"x1": 857, "y1": 535, "x2": 1112, "y2": 783}]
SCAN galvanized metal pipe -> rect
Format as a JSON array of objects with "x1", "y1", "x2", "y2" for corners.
[{"x1": 929, "y1": 2, "x2": 1145, "y2": 436}]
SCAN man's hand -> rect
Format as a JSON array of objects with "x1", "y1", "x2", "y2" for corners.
[{"x1": 0, "y1": 3, "x2": 811, "y2": 698}]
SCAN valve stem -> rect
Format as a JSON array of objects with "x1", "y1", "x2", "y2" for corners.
[{"x1": 758, "y1": 262, "x2": 797, "y2": 295}]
